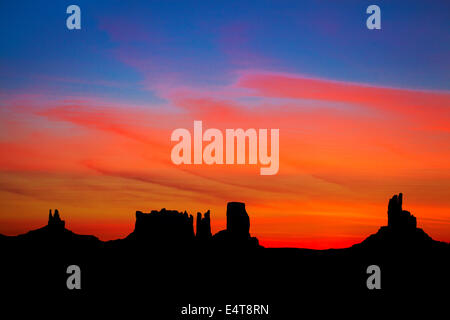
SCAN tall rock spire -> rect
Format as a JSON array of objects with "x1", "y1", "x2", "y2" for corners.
[
  {"x1": 196, "y1": 210, "x2": 212, "y2": 240},
  {"x1": 226, "y1": 202, "x2": 250, "y2": 238},
  {"x1": 387, "y1": 193, "x2": 417, "y2": 230}
]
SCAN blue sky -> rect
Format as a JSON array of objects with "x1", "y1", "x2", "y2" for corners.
[{"x1": 1, "y1": 0, "x2": 448, "y2": 107}]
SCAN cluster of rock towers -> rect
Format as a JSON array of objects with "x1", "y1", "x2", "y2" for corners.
[{"x1": 127, "y1": 201, "x2": 259, "y2": 247}]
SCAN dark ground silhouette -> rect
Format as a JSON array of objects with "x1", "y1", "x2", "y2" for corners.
[{"x1": 1, "y1": 193, "x2": 449, "y2": 317}]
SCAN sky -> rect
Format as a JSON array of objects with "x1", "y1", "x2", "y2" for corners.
[{"x1": 0, "y1": 0, "x2": 449, "y2": 248}]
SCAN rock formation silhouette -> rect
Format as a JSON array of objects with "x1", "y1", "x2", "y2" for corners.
[
  {"x1": 126, "y1": 208, "x2": 195, "y2": 246},
  {"x1": 196, "y1": 210, "x2": 212, "y2": 241},
  {"x1": 226, "y1": 202, "x2": 250, "y2": 238},
  {"x1": 1, "y1": 209, "x2": 100, "y2": 247},
  {"x1": 387, "y1": 193, "x2": 417, "y2": 230},
  {"x1": 121, "y1": 203, "x2": 260, "y2": 248},
  {"x1": 213, "y1": 202, "x2": 260, "y2": 248},
  {"x1": 355, "y1": 193, "x2": 440, "y2": 249},
  {"x1": 0, "y1": 193, "x2": 449, "y2": 309},
  {"x1": 4, "y1": 195, "x2": 447, "y2": 252},
  {"x1": 48, "y1": 209, "x2": 65, "y2": 230},
  {"x1": 2, "y1": 195, "x2": 446, "y2": 252}
]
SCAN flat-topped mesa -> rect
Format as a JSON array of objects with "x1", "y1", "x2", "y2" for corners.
[
  {"x1": 387, "y1": 193, "x2": 417, "y2": 231},
  {"x1": 48, "y1": 209, "x2": 65, "y2": 230},
  {"x1": 196, "y1": 210, "x2": 212, "y2": 240},
  {"x1": 132, "y1": 208, "x2": 194, "y2": 243}
]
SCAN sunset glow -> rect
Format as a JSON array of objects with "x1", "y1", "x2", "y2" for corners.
[{"x1": 1, "y1": 1, "x2": 449, "y2": 249}]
